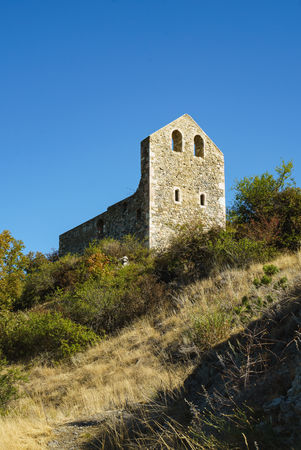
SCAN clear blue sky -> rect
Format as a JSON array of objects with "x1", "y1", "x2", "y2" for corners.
[{"x1": 1, "y1": 0, "x2": 300, "y2": 254}]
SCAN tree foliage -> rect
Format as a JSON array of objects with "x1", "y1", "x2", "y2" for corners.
[
  {"x1": 0, "y1": 231, "x2": 27, "y2": 310},
  {"x1": 230, "y1": 160, "x2": 295, "y2": 223},
  {"x1": 229, "y1": 161, "x2": 301, "y2": 250},
  {"x1": 274, "y1": 187, "x2": 301, "y2": 249}
]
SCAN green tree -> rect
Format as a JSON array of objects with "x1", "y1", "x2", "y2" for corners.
[
  {"x1": 0, "y1": 230, "x2": 27, "y2": 310},
  {"x1": 229, "y1": 161, "x2": 301, "y2": 250},
  {"x1": 229, "y1": 160, "x2": 295, "y2": 223},
  {"x1": 274, "y1": 187, "x2": 301, "y2": 250}
]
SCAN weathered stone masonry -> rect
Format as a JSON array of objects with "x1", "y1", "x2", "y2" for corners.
[{"x1": 59, "y1": 114, "x2": 225, "y2": 255}]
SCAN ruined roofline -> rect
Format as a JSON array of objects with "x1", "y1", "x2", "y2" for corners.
[{"x1": 59, "y1": 192, "x2": 136, "y2": 238}]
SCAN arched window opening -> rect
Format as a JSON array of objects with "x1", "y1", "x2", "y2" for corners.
[
  {"x1": 172, "y1": 130, "x2": 183, "y2": 152},
  {"x1": 175, "y1": 189, "x2": 180, "y2": 203},
  {"x1": 137, "y1": 208, "x2": 142, "y2": 220},
  {"x1": 194, "y1": 135, "x2": 204, "y2": 158},
  {"x1": 97, "y1": 218, "x2": 104, "y2": 235},
  {"x1": 200, "y1": 194, "x2": 206, "y2": 206}
]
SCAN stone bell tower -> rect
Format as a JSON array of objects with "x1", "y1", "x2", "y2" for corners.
[{"x1": 59, "y1": 114, "x2": 225, "y2": 255}]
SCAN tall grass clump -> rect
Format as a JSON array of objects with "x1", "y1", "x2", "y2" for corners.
[{"x1": 189, "y1": 310, "x2": 232, "y2": 351}]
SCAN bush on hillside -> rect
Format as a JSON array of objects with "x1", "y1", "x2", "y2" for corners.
[
  {"x1": 55, "y1": 263, "x2": 167, "y2": 334},
  {"x1": 87, "y1": 235, "x2": 153, "y2": 266},
  {"x1": 15, "y1": 253, "x2": 88, "y2": 311},
  {"x1": 0, "y1": 356, "x2": 25, "y2": 414},
  {"x1": 263, "y1": 264, "x2": 279, "y2": 276},
  {"x1": 229, "y1": 161, "x2": 301, "y2": 250},
  {"x1": 190, "y1": 310, "x2": 232, "y2": 351},
  {"x1": 17, "y1": 237, "x2": 155, "y2": 312},
  {"x1": 155, "y1": 223, "x2": 276, "y2": 282},
  {"x1": 273, "y1": 187, "x2": 301, "y2": 250},
  {"x1": 229, "y1": 160, "x2": 295, "y2": 223},
  {"x1": 0, "y1": 311, "x2": 100, "y2": 361},
  {"x1": 25, "y1": 251, "x2": 49, "y2": 274},
  {"x1": 16, "y1": 237, "x2": 165, "y2": 335}
]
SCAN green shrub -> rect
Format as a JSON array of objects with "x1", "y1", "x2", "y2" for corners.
[
  {"x1": 0, "y1": 311, "x2": 100, "y2": 361},
  {"x1": 253, "y1": 265, "x2": 279, "y2": 289},
  {"x1": 263, "y1": 264, "x2": 279, "y2": 276},
  {"x1": 0, "y1": 357, "x2": 26, "y2": 414},
  {"x1": 88, "y1": 235, "x2": 153, "y2": 266},
  {"x1": 15, "y1": 253, "x2": 87, "y2": 310},
  {"x1": 17, "y1": 237, "x2": 155, "y2": 312},
  {"x1": 156, "y1": 222, "x2": 276, "y2": 282},
  {"x1": 56, "y1": 263, "x2": 167, "y2": 334},
  {"x1": 25, "y1": 251, "x2": 49, "y2": 274},
  {"x1": 234, "y1": 297, "x2": 254, "y2": 323},
  {"x1": 228, "y1": 160, "x2": 294, "y2": 224},
  {"x1": 14, "y1": 260, "x2": 55, "y2": 310},
  {"x1": 260, "y1": 275, "x2": 272, "y2": 285},
  {"x1": 228, "y1": 161, "x2": 301, "y2": 251},
  {"x1": 274, "y1": 187, "x2": 301, "y2": 250},
  {"x1": 190, "y1": 310, "x2": 232, "y2": 350},
  {"x1": 234, "y1": 296, "x2": 252, "y2": 316},
  {"x1": 274, "y1": 276, "x2": 288, "y2": 290},
  {"x1": 234, "y1": 293, "x2": 278, "y2": 324},
  {"x1": 212, "y1": 232, "x2": 274, "y2": 268},
  {"x1": 253, "y1": 278, "x2": 261, "y2": 288}
]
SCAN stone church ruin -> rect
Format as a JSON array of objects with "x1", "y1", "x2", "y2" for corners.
[{"x1": 59, "y1": 114, "x2": 225, "y2": 255}]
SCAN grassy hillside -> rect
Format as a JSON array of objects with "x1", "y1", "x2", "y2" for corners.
[
  {"x1": 1, "y1": 162, "x2": 301, "y2": 448},
  {"x1": 0, "y1": 249, "x2": 300, "y2": 449}
]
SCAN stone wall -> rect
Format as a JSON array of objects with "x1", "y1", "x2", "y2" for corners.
[{"x1": 59, "y1": 115, "x2": 225, "y2": 255}]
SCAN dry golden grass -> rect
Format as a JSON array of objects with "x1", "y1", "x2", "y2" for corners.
[
  {"x1": 1, "y1": 251, "x2": 300, "y2": 449},
  {"x1": 0, "y1": 416, "x2": 51, "y2": 450},
  {"x1": 177, "y1": 250, "x2": 301, "y2": 319},
  {"x1": 0, "y1": 321, "x2": 190, "y2": 449}
]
